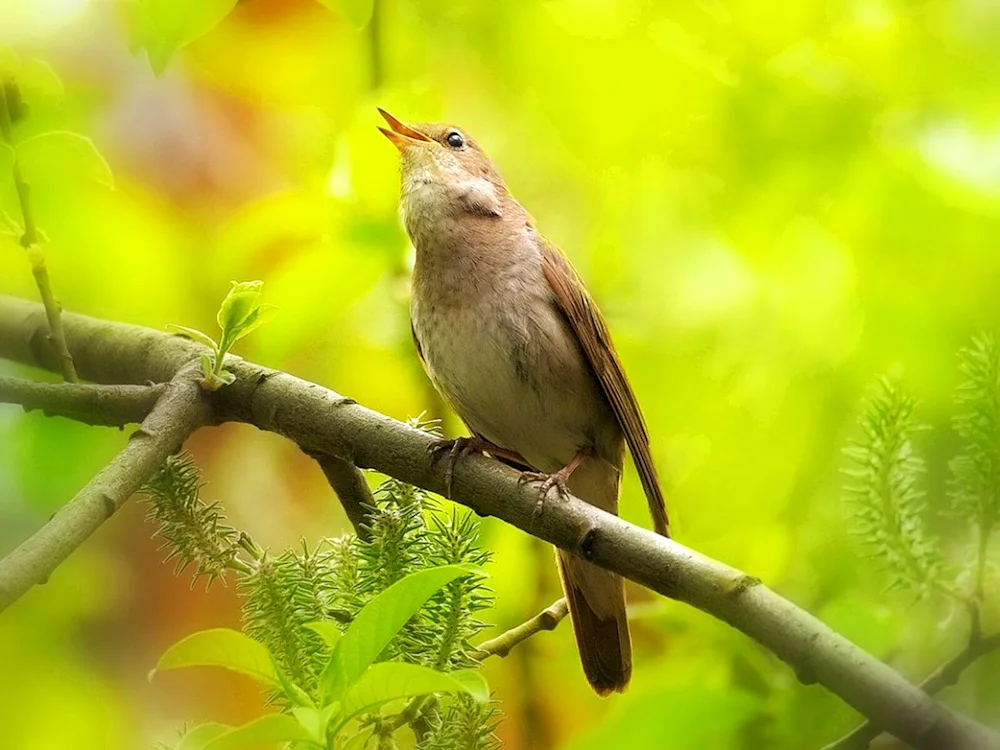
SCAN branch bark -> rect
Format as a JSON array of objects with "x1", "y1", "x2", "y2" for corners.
[
  {"x1": 0, "y1": 363, "x2": 210, "y2": 612},
  {"x1": 478, "y1": 598, "x2": 569, "y2": 659},
  {"x1": 303, "y1": 449, "x2": 375, "y2": 540},
  {"x1": 1, "y1": 294, "x2": 998, "y2": 750},
  {"x1": 0, "y1": 376, "x2": 165, "y2": 426}
]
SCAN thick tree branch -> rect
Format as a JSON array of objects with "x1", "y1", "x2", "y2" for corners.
[
  {"x1": 824, "y1": 632, "x2": 1000, "y2": 750},
  {"x1": 478, "y1": 598, "x2": 569, "y2": 659},
  {"x1": 0, "y1": 375, "x2": 165, "y2": 426},
  {"x1": 0, "y1": 363, "x2": 210, "y2": 612},
  {"x1": 1, "y1": 294, "x2": 998, "y2": 750}
]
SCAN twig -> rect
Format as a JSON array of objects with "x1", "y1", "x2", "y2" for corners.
[
  {"x1": 1, "y1": 295, "x2": 999, "y2": 750},
  {"x1": 0, "y1": 376, "x2": 165, "y2": 426},
  {"x1": 0, "y1": 364, "x2": 209, "y2": 612},
  {"x1": 822, "y1": 632, "x2": 1000, "y2": 750},
  {"x1": 303, "y1": 450, "x2": 374, "y2": 539},
  {"x1": 0, "y1": 80, "x2": 77, "y2": 382},
  {"x1": 477, "y1": 598, "x2": 569, "y2": 659}
]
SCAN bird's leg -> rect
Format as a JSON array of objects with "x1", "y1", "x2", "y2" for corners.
[
  {"x1": 519, "y1": 447, "x2": 590, "y2": 522},
  {"x1": 428, "y1": 435, "x2": 527, "y2": 496}
]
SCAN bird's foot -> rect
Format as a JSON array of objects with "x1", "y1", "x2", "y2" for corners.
[
  {"x1": 428, "y1": 436, "x2": 523, "y2": 496},
  {"x1": 519, "y1": 449, "x2": 589, "y2": 524}
]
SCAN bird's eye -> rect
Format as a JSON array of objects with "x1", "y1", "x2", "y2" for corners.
[{"x1": 445, "y1": 131, "x2": 465, "y2": 149}]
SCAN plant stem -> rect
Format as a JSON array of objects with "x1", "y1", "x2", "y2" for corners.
[{"x1": 0, "y1": 79, "x2": 77, "y2": 382}]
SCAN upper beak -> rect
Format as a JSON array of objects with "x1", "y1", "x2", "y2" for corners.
[{"x1": 377, "y1": 108, "x2": 432, "y2": 151}]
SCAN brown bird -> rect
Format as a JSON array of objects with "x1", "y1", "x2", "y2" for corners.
[{"x1": 378, "y1": 109, "x2": 669, "y2": 696}]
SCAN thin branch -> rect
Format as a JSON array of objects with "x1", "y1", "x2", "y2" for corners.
[
  {"x1": 0, "y1": 375, "x2": 165, "y2": 427},
  {"x1": 823, "y1": 631, "x2": 1000, "y2": 750},
  {"x1": 477, "y1": 598, "x2": 568, "y2": 659},
  {"x1": 1, "y1": 295, "x2": 998, "y2": 750},
  {"x1": 0, "y1": 363, "x2": 209, "y2": 612},
  {"x1": 0, "y1": 80, "x2": 76, "y2": 382},
  {"x1": 303, "y1": 449, "x2": 374, "y2": 540}
]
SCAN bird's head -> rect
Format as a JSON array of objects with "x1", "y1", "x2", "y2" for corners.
[{"x1": 378, "y1": 109, "x2": 507, "y2": 221}]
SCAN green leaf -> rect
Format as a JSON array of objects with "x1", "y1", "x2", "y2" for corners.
[
  {"x1": 204, "y1": 714, "x2": 314, "y2": 750},
  {"x1": 178, "y1": 723, "x2": 233, "y2": 750},
  {"x1": 154, "y1": 628, "x2": 279, "y2": 689},
  {"x1": 320, "y1": 564, "x2": 480, "y2": 699},
  {"x1": 138, "y1": 0, "x2": 239, "y2": 75},
  {"x1": 217, "y1": 280, "x2": 264, "y2": 336},
  {"x1": 16, "y1": 131, "x2": 114, "y2": 188},
  {"x1": 229, "y1": 303, "x2": 279, "y2": 343},
  {"x1": 338, "y1": 662, "x2": 487, "y2": 725},
  {"x1": 446, "y1": 668, "x2": 491, "y2": 703},
  {"x1": 291, "y1": 707, "x2": 325, "y2": 742},
  {"x1": 199, "y1": 352, "x2": 213, "y2": 380},
  {"x1": 316, "y1": 0, "x2": 375, "y2": 29},
  {"x1": 305, "y1": 620, "x2": 343, "y2": 650},
  {"x1": 167, "y1": 324, "x2": 218, "y2": 350}
]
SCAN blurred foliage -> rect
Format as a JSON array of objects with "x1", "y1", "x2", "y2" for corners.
[{"x1": 2, "y1": 0, "x2": 1000, "y2": 747}]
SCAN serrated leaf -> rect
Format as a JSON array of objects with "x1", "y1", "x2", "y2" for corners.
[
  {"x1": 321, "y1": 564, "x2": 480, "y2": 699},
  {"x1": 337, "y1": 662, "x2": 487, "y2": 725},
  {"x1": 316, "y1": 0, "x2": 375, "y2": 29},
  {"x1": 16, "y1": 131, "x2": 113, "y2": 188},
  {"x1": 204, "y1": 714, "x2": 314, "y2": 750},
  {"x1": 137, "y1": 0, "x2": 239, "y2": 75},
  {"x1": 154, "y1": 628, "x2": 279, "y2": 689},
  {"x1": 178, "y1": 723, "x2": 233, "y2": 750},
  {"x1": 167, "y1": 324, "x2": 218, "y2": 350}
]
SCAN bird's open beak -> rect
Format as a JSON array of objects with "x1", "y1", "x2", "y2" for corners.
[{"x1": 377, "y1": 108, "x2": 432, "y2": 151}]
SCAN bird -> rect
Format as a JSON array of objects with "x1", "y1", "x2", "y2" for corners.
[{"x1": 378, "y1": 108, "x2": 669, "y2": 696}]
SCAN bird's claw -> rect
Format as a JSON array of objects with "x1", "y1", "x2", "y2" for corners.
[
  {"x1": 519, "y1": 470, "x2": 572, "y2": 524},
  {"x1": 428, "y1": 436, "x2": 487, "y2": 497}
]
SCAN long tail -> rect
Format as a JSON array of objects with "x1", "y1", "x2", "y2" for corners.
[{"x1": 558, "y1": 454, "x2": 631, "y2": 695}]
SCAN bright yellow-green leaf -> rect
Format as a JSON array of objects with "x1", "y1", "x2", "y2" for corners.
[
  {"x1": 216, "y1": 280, "x2": 264, "y2": 335},
  {"x1": 338, "y1": 662, "x2": 488, "y2": 725},
  {"x1": 316, "y1": 0, "x2": 374, "y2": 30},
  {"x1": 18, "y1": 59, "x2": 63, "y2": 102},
  {"x1": 341, "y1": 726, "x2": 374, "y2": 750},
  {"x1": 204, "y1": 714, "x2": 314, "y2": 750},
  {"x1": 15, "y1": 131, "x2": 113, "y2": 189},
  {"x1": 138, "y1": 0, "x2": 238, "y2": 75},
  {"x1": 153, "y1": 627, "x2": 279, "y2": 689},
  {"x1": 305, "y1": 620, "x2": 343, "y2": 650},
  {"x1": 229, "y1": 303, "x2": 279, "y2": 343},
  {"x1": 166, "y1": 323, "x2": 218, "y2": 350},
  {"x1": 321, "y1": 564, "x2": 481, "y2": 700}
]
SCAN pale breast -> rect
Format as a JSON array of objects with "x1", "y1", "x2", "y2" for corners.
[{"x1": 410, "y1": 241, "x2": 609, "y2": 473}]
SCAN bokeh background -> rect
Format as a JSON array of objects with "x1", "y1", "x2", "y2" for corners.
[{"x1": 2, "y1": 0, "x2": 1000, "y2": 747}]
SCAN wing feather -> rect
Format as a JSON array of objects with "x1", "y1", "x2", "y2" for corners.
[{"x1": 540, "y1": 243, "x2": 670, "y2": 537}]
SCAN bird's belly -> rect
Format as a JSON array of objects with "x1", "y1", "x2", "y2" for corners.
[{"x1": 413, "y1": 298, "x2": 602, "y2": 473}]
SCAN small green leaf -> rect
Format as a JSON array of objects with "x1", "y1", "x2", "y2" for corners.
[
  {"x1": 138, "y1": 0, "x2": 239, "y2": 75},
  {"x1": 217, "y1": 370, "x2": 237, "y2": 386},
  {"x1": 229, "y1": 303, "x2": 279, "y2": 343},
  {"x1": 291, "y1": 707, "x2": 324, "y2": 742},
  {"x1": 199, "y1": 352, "x2": 213, "y2": 380},
  {"x1": 447, "y1": 668, "x2": 491, "y2": 703},
  {"x1": 272, "y1": 657, "x2": 315, "y2": 708},
  {"x1": 305, "y1": 620, "x2": 343, "y2": 650},
  {"x1": 217, "y1": 280, "x2": 264, "y2": 335},
  {"x1": 167, "y1": 324, "x2": 218, "y2": 350},
  {"x1": 316, "y1": 0, "x2": 375, "y2": 29},
  {"x1": 178, "y1": 723, "x2": 233, "y2": 750},
  {"x1": 321, "y1": 564, "x2": 480, "y2": 699},
  {"x1": 338, "y1": 662, "x2": 487, "y2": 725},
  {"x1": 204, "y1": 714, "x2": 314, "y2": 750},
  {"x1": 154, "y1": 628, "x2": 279, "y2": 689},
  {"x1": 16, "y1": 131, "x2": 114, "y2": 188}
]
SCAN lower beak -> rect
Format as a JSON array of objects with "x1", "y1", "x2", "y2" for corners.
[{"x1": 377, "y1": 108, "x2": 432, "y2": 151}]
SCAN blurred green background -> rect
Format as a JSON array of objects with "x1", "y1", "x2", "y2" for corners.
[{"x1": 2, "y1": 0, "x2": 1000, "y2": 747}]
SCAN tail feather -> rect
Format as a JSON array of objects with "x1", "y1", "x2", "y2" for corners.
[
  {"x1": 556, "y1": 551, "x2": 632, "y2": 695},
  {"x1": 558, "y1": 452, "x2": 632, "y2": 695}
]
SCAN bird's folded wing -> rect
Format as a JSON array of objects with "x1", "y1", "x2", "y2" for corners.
[{"x1": 540, "y1": 242, "x2": 670, "y2": 537}]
